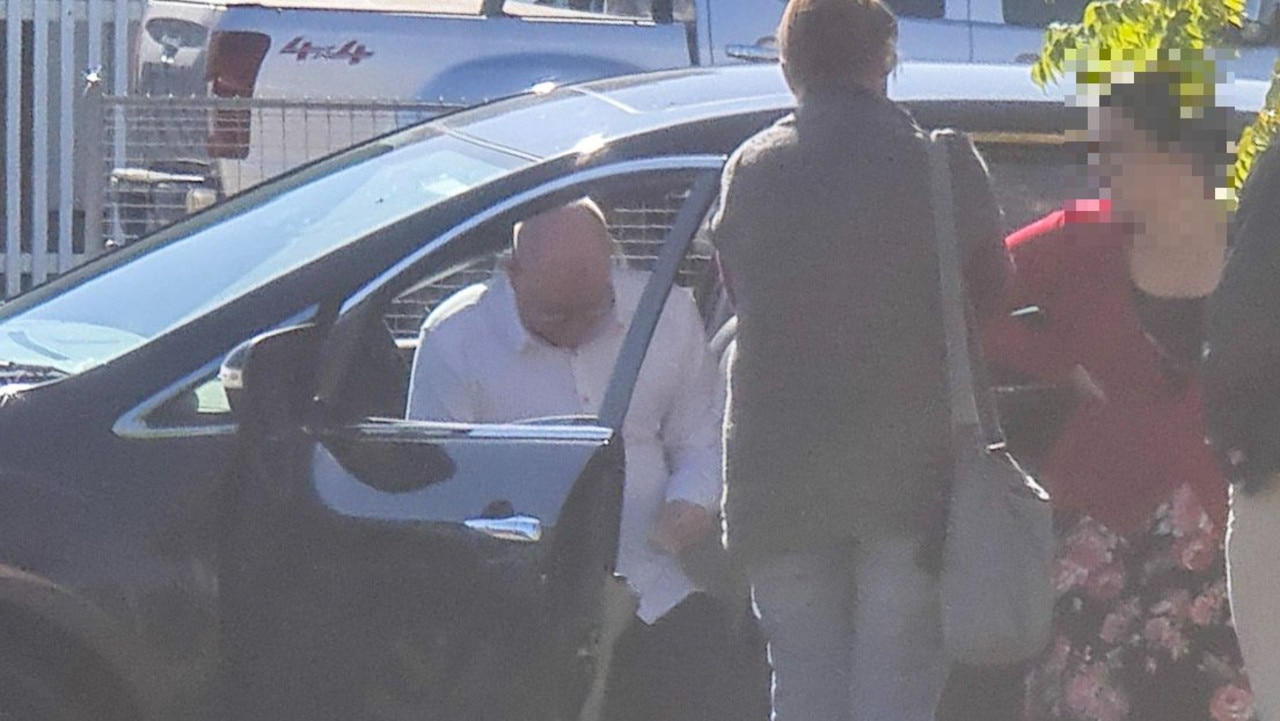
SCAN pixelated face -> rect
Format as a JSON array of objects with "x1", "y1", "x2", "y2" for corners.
[{"x1": 1087, "y1": 106, "x2": 1212, "y2": 228}]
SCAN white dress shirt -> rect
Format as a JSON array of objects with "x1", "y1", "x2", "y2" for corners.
[{"x1": 406, "y1": 266, "x2": 724, "y2": 624}]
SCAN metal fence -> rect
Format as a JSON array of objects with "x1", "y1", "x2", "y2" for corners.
[
  {"x1": 96, "y1": 95, "x2": 459, "y2": 248},
  {"x1": 0, "y1": 0, "x2": 143, "y2": 298},
  {"x1": 383, "y1": 187, "x2": 714, "y2": 339}
]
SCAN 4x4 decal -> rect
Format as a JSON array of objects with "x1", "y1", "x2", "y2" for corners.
[{"x1": 280, "y1": 36, "x2": 374, "y2": 65}]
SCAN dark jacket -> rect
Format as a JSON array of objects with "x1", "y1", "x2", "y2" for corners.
[
  {"x1": 1203, "y1": 141, "x2": 1280, "y2": 491},
  {"x1": 710, "y1": 86, "x2": 1009, "y2": 558}
]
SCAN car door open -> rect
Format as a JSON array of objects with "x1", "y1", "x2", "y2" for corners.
[{"x1": 217, "y1": 158, "x2": 722, "y2": 721}]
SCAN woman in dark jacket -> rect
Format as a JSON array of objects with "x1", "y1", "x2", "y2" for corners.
[
  {"x1": 711, "y1": 0, "x2": 1009, "y2": 718},
  {"x1": 962, "y1": 72, "x2": 1253, "y2": 721}
]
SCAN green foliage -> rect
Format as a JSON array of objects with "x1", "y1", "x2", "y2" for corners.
[{"x1": 1031, "y1": 0, "x2": 1279, "y2": 195}]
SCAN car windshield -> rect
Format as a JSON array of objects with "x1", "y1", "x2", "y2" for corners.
[{"x1": 0, "y1": 127, "x2": 527, "y2": 378}]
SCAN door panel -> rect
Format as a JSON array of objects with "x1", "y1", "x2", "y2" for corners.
[
  {"x1": 314, "y1": 425, "x2": 613, "y2": 529},
  {"x1": 221, "y1": 159, "x2": 723, "y2": 721}
]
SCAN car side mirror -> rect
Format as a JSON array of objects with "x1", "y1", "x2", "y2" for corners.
[{"x1": 220, "y1": 324, "x2": 321, "y2": 428}]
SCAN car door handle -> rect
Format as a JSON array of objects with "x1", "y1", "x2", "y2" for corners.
[
  {"x1": 464, "y1": 515, "x2": 543, "y2": 543},
  {"x1": 726, "y1": 41, "x2": 779, "y2": 63}
]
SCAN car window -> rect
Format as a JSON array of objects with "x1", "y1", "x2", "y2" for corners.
[
  {"x1": 330, "y1": 169, "x2": 713, "y2": 429},
  {"x1": 143, "y1": 374, "x2": 235, "y2": 429},
  {"x1": 387, "y1": 182, "x2": 716, "y2": 346},
  {"x1": 885, "y1": 0, "x2": 945, "y2": 20},
  {"x1": 1001, "y1": 0, "x2": 1092, "y2": 27},
  {"x1": 0, "y1": 131, "x2": 526, "y2": 380},
  {"x1": 976, "y1": 135, "x2": 1080, "y2": 233},
  {"x1": 522, "y1": 0, "x2": 695, "y2": 20}
]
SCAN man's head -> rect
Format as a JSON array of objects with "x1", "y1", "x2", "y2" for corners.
[
  {"x1": 778, "y1": 0, "x2": 898, "y2": 100},
  {"x1": 507, "y1": 199, "x2": 617, "y2": 349}
]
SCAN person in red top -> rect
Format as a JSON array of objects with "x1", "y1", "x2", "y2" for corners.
[{"x1": 944, "y1": 71, "x2": 1253, "y2": 721}]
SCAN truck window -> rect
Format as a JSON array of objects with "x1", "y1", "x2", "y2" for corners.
[
  {"x1": 1001, "y1": 0, "x2": 1091, "y2": 27},
  {"x1": 532, "y1": 0, "x2": 695, "y2": 21},
  {"x1": 884, "y1": 0, "x2": 945, "y2": 20}
]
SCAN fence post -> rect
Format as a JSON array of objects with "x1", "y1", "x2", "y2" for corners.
[
  {"x1": 4, "y1": 0, "x2": 23, "y2": 298},
  {"x1": 83, "y1": 81, "x2": 106, "y2": 256}
]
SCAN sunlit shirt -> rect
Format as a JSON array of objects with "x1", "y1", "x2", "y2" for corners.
[{"x1": 406, "y1": 267, "x2": 724, "y2": 624}]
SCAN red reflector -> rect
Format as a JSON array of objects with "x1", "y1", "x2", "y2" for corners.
[{"x1": 206, "y1": 31, "x2": 270, "y2": 160}]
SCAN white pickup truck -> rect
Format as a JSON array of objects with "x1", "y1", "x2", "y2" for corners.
[
  {"x1": 123, "y1": 0, "x2": 1278, "y2": 219},
  {"x1": 135, "y1": 0, "x2": 1280, "y2": 104}
]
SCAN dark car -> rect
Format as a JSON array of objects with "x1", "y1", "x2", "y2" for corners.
[{"x1": 0, "y1": 62, "x2": 1263, "y2": 721}]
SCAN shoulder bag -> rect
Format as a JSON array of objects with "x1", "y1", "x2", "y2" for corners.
[{"x1": 926, "y1": 128, "x2": 1056, "y2": 665}]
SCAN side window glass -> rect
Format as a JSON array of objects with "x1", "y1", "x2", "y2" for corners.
[
  {"x1": 884, "y1": 0, "x2": 945, "y2": 20},
  {"x1": 525, "y1": 0, "x2": 694, "y2": 21},
  {"x1": 378, "y1": 171, "x2": 707, "y2": 427},
  {"x1": 1001, "y1": 0, "x2": 1091, "y2": 27},
  {"x1": 977, "y1": 138, "x2": 1080, "y2": 233},
  {"x1": 142, "y1": 372, "x2": 235, "y2": 430}
]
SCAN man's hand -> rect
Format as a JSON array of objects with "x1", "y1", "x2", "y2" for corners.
[{"x1": 650, "y1": 500, "x2": 715, "y2": 555}]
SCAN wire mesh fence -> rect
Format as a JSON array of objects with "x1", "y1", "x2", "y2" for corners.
[
  {"x1": 96, "y1": 95, "x2": 461, "y2": 248},
  {"x1": 383, "y1": 186, "x2": 716, "y2": 339}
]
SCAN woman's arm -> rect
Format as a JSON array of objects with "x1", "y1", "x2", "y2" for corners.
[{"x1": 980, "y1": 215, "x2": 1080, "y2": 383}]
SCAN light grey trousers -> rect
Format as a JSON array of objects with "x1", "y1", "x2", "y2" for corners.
[
  {"x1": 745, "y1": 536, "x2": 950, "y2": 721},
  {"x1": 1227, "y1": 480, "x2": 1280, "y2": 721}
]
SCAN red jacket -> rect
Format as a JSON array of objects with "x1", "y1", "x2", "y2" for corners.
[{"x1": 982, "y1": 201, "x2": 1227, "y2": 534}]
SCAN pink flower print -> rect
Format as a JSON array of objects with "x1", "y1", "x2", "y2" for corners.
[
  {"x1": 1190, "y1": 591, "x2": 1221, "y2": 626},
  {"x1": 1174, "y1": 531, "x2": 1220, "y2": 572},
  {"x1": 1065, "y1": 523, "x2": 1113, "y2": 571},
  {"x1": 1144, "y1": 616, "x2": 1189, "y2": 660},
  {"x1": 1151, "y1": 589, "x2": 1193, "y2": 622},
  {"x1": 1117, "y1": 597, "x2": 1143, "y2": 621},
  {"x1": 1210, "y1": 682, "x2": 1256, "y2": 721},
  {"x1": 1085, "y1": 562, "x2": 1127, "y2": 602},
  {"x1": 1065, "y1": 663, "x2": 1130, "y2": 721},
  {"x1": 1100, "y1": 611, "x2": 1131, "y2": 644},
  {"x1": 1096, "y1": 685, "x2": 1132, "y2": 721},
  {"x1": 1170, "y1": 483, "x2": 1210, "y2": 537},
  {"x1": 1064, "y1": 663, "x2": 1106, "y2": 715},
  {"x1": 1054, "y1": 556, "x2": 1090, "y2": 593},
  {"x1": 1044, "y1": 635, "x2": 1073, "y2": 675}
]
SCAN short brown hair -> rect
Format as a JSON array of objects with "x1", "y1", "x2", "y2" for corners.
[{"x1": 778, "y1": 0, "x2": 898, "y2": 95}]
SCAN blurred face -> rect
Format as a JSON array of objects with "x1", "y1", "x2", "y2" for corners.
[
  {"x1": 1089, "y1": 106, "x2": 1213, "y2": 230},
  {"x1": 508, "y1": 205, "x2": 616, "y2": 349}
]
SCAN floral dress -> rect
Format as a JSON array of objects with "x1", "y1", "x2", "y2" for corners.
[{"x1": 1027, "y1": 483, "x2": 1256, "y2": 721}]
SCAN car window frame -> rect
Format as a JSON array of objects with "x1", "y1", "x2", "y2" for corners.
[{"x1": 328, "y1": 154, "x2": 726, "y2": 435}]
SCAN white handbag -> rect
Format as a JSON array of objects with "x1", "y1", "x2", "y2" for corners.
[{"x1": 926, "y1": 129, "x2": 1056, "y2": 666}]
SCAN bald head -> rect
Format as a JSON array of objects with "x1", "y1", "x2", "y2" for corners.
[{"x1": 507, "y1": 200, "x2": 617, "y2": 348}]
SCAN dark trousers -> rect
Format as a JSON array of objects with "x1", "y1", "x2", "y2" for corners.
[
  {"x1": 602, "y1": 592, "x2": 769, "y2": 721},
  {"x1": 935, "y1": 662, "x2": 1026, "y2": 721}
]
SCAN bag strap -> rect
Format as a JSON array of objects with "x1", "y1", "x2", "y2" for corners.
[{"x1": 926, "y1": 130, "x2": 984, "y2": 431}]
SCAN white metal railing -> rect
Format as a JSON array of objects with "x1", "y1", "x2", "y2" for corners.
[{"x1": 0, "y1": 0, "x2": 142, "y2": 299}]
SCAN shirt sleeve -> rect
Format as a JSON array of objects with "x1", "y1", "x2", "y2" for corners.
[
  {"x1": 657, "y1": 288, "x2": 725, "y2": 511},
  {"x1": 980, "y1": 219, "x2": 1080, "y2": 382},
  {"x1": 405, "y1": 323, "x2": 479, "y2": 423}
]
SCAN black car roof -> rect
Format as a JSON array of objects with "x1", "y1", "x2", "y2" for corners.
[{"x1": 436, "y1": 62, "x2": 1270, "y2": 161}]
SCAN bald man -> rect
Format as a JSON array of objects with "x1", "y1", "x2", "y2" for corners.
[{"x1": 406, "y1": 199, "x2": 746, "y2": 721}]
